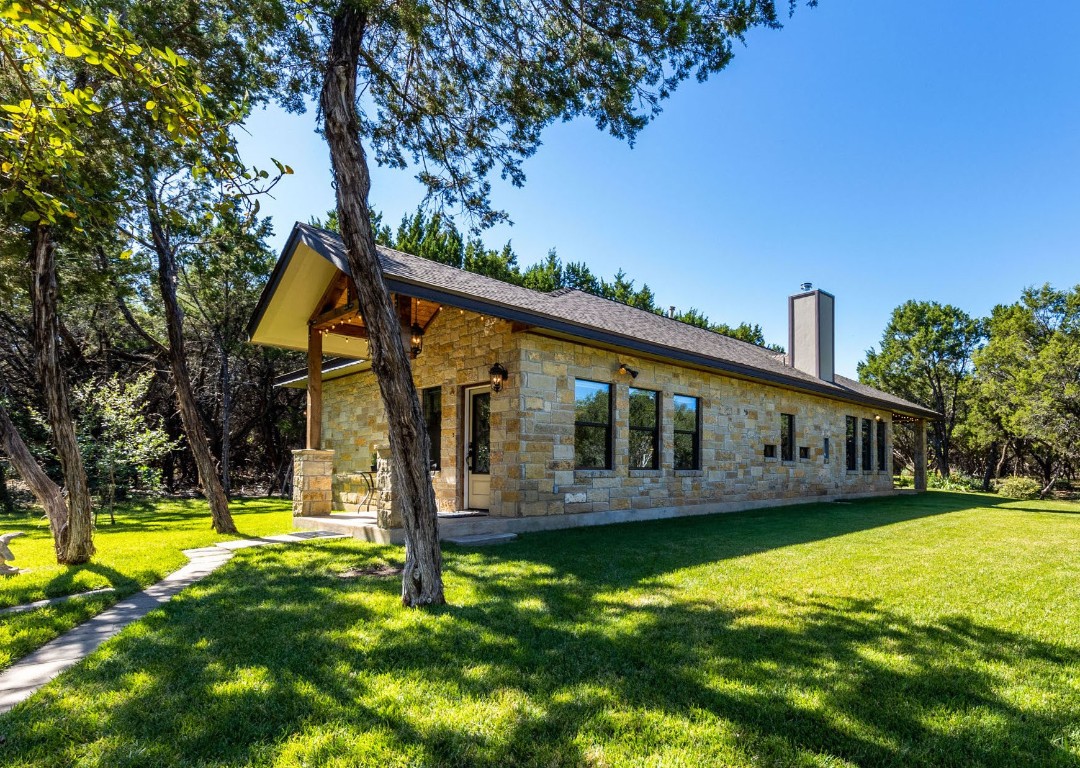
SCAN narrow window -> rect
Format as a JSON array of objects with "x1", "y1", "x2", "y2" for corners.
[
  {"x1": 824, "y1": 437, "x2": 831, "y2": 464},
  {"x1": 574, "y1": 379, "x2": 612, "y2": 469},
  {"x1": 673, "y1": 395, "x2": 700, "y2": 470},
  {"x1": 780, "y1": 413, "x2": 795, "y2": 461},
  {"x1": 862, "y1": 419, "x2": 872, "y2": 471},
  {"x1": 877, "y1": 420, "x2": 887, "y2": 471},
  {"x1": 846, "y1": 416, "x2": 857, "y2": 471},
  {"x1": 799, "y1": 446, "x2": 810, "y2": 460},
  {"x1": 764, "y1": 444, "x2": 777, "y2": 459},
  {"x1": 628, "y1": 387, "x2": 659, "y2": 469},
  {"x1": 421, "y1": 386, "x2": 441, "y2": 470}
]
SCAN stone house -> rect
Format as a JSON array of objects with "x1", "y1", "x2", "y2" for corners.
[{"x1": 249, "y1": 223, "x2": 935, "y2": 541}]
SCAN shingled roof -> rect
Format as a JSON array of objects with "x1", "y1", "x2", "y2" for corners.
[{"x1": 251, "y1": 223, "x2": 938, "y2": 419}]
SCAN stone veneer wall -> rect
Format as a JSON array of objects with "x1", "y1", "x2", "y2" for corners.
[
  {"x1": 508, "y1": 333, "x2": 894, "y2": 518},
  {"x1": 320, "y1": 307, "x2": 518, "y2": 513},
  {"x1": 318, "y1": 307, "x2": 894, "y2": 520}
]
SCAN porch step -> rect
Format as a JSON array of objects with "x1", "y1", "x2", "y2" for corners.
[{"x1": 443, "y1": 532, "x2": 518, "y2": 546}]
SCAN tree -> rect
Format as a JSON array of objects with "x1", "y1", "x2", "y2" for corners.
[
  {"x1": 858, "y1": 301, "x2": 983, "y2": 477},
  {"x1": 297, "y1": 0, "x2": 806, "y2": 605},
  {"x1": 974, "y1": 285, "x2": 1080, "y2": 496}
]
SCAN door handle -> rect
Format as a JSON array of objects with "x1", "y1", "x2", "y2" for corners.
[{"x1": 466, "y1": 442, "x2": 474, "y2": 471}]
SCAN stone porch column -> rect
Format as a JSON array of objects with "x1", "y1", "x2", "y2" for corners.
[
  {"x1": 374, "y1": 445, "x2": 401, "y2": 528},
  {"x1": 292, "y1": 448, "x2": 334, "y2": 516},
  {"x1": 913, "y1": 419, "x2": 927, "y2": 492}
]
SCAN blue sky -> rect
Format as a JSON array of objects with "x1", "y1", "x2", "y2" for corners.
[{"x1": 237, "y1": 0, "x2": 1080, "y2": 377}]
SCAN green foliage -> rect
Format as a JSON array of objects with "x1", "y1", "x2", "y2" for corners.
[
  {"x1": 72, "y1": 373, "x2": 175, "y2": 505},
  {"x1": 926, "y1": 471, "x2": 982, "y2": 493},
  {"x1": 975, "y1": 284, "x2": 1080, "y2": 485},
  {"x1": 3, "y1": 494, "x2": 1080, "y2": 765},
  {"x1": 996, "y1": 476, "x2": 1042, "y2": 500},
  {"x1": 858, "y1": 300, "x2": 983, "y2": 474}
]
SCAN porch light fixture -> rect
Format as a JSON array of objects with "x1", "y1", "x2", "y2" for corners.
[
  {"x1": 409, "y1": 323, "x2": 424, "y2": 358},
  {"x1": 489, "y1": 363, "x2": 508, "y2": 393},
  {"x1": 618, "y1": 363, "x2": 639, "y2": 379}
]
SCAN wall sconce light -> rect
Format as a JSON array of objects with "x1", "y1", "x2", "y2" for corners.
[
  {"x1": 489, "y1": 362, "x2": 508, "y2": 393},
  {"x1": 618, "y1": 363, "x2": 639, "y2": 379},
  {"x1": 410, "y1": 323, "x2": 424, "y2": 358},
  {"x1": 874, "y1": 414, "x2": 882, "y2": 422}
]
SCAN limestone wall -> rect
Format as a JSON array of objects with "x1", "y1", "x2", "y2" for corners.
[
  {"x1": 510, "y1": 334, "x2": 894, "y2": 518},
  {"x1": 319, "y1": 308, "x2": 895, "y2": 520},
  {"x1": 321, "y1": 307, "x2": 517, "y2": 513}
]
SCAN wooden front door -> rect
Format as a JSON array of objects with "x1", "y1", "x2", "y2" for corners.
[{"x1": 465, "y1": 386, "x2": 491, "y2": 510}]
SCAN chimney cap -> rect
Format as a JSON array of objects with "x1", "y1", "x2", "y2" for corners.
[{"x1": 800, "y1": 282, "x2": 813, "y2": 291}]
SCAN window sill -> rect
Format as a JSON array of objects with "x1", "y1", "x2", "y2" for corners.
[
  {"x1": 674, "y1": 469, "x2": 704, "y2": 477},
  {"x1": 574, "y1": 468, "x2": 613, "y2": 478},
  {"x1": 629, "y1": 468, "x2": 661, "y2": 476}
]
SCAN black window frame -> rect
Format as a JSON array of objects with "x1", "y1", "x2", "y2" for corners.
[
  {"x1": 824, "y1": 437, "x2": 831, "y2": 464},
  {"x1": 861, "y1": 418, "x2": 872, "y2": 472},
  {"x1": 780, "y1": 413, "x2": 795, "y2": 462},
  {"x1": 877, "y1": 420, "x2": 887, "y2": 471},
  {"x1": 673, "y1": 394, "x2": 701, "y2": 470},
  {"x1": 628, "y1": 387, "x2": 660, "y2": 469},
  {"x1": 764, "y1": 444, "x2": 777, "y2": 459},
  {"x1": 846, "y1": 416, "x2": 857, "y2": 471},
  {"x1": 421, "y1": 386, "x2": 441, "y2": 470},
  {"x1": 574, "y1": 379, "x2": 613, "y2": 470}
]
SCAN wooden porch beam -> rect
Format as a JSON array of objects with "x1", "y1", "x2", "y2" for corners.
[
  {"x1": 306, "y1": 324, "x2": 323, "y2": 450},
  {"x1": 312, "y1": 299, "x2": 360, "y2": 329}
]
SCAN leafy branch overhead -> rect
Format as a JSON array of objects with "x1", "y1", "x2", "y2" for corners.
[
  {"x1": 292, "y1": 0, "x2": 810, "y2": 228},
  {"x1": 0, "y1": 0, "x2": 288, "y2": 226}
]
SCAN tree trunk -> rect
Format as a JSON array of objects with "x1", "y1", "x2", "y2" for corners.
[
  {"x1": 0, "y1": 460, "x2": 13, "y2": 513},
  {"x1": 28, "y1": 227, "x2": 95, "y2": 563},
  {"x1": 320, "y1": 4, "x2": 444, "y2": 606},
  {"x1": 143, "y1": 177, "x2": 238, "y2": 534},
  {"x1": 980, "y1": 442, "x2": 998, "y2": 493},
  {"x1": 219, "y1": 334, "x2": 232, "y2": 497},
  {"x1": 0, "y1": 403, "x2": 69, "y2": 546}
]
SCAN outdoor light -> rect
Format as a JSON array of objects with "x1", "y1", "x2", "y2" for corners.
[
  {"x1": 410, "y1": 323, "x2": 424, "y2": 358},
  {"x1": 489, "y1": 363, "x2": 508, "y2": 393},
  {"x1": 618, "y1": 363, "x2": 639, "y2": 379}
]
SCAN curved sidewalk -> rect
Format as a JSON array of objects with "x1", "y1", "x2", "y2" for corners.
[{"x1": 0, "y1": 530, "x2": 343, "y2": 714}]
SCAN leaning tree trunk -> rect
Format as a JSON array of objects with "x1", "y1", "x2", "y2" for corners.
[
  {"x1": 143, "y1": 177, "x2": 238, "y2": 534},
  {"x1": 29, "y1": 226, "x2": 95, "y2": 563},
  {"x1": 0, "y1": 403, "x2": 68, "y2": 547},
  {"x1": 321, "y1": 4, "x2": 444, "y2": 606},
  {"x1": 0, "y1": 460, "x2": 13, "y2": 513}
]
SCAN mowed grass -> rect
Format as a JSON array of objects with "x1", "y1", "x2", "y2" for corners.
[
  {"x1": 3, "y1": 492, "x2": 1079, "y2": 767},
  {"x1": 0, "y1": 497, "x2": 293, "y2": 671}
]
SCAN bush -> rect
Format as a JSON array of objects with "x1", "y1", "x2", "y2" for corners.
[
  {"x1": 996, "y1": 476, "x2": 1042, "y2": 500},
  {"x1": 927, "y1": 471, "x2": 982, "y2": 492}
]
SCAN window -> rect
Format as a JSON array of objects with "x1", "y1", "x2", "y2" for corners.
[
  {"x1": 877, "y1": 420, "x2": 887, "y2": 471},
  {"x1": 574, "y1": 379, "x2": 612, "y2": 469},
  {"x1": 824, "y1": 437, "x2": 831, "y2": 464},
  {"x1": 673, "y1": 395, "x2": 700, "y2": 470},
  {"x1": 421, "y1": 386, "x2": 441, "y2": 470},
  {"x1": 780, "y1": 413, "x2": 795, "y2": 461},
  {"x1": 628, "y1": 388, "x2": 659, "y2": 469},
  {"x1": 764, "y1": 444, "x2": 777, "y2": 459},
  {"x1": 862, "y1": 419, "x2": 872, "y2": 471},
  {"x1": 799, "y1": 446, "x2": 810, "y2": 460},
  {"x1": 846, "y1": 416, "x2": 857, "y2": 471}
]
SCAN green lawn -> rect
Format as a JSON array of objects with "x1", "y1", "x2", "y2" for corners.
[
  {"x1": 0, "y1": 497, "x2": 294, "y2": 671},
  {"x1": 3, "y1": 492, "x2": 1079, "y2": 767}
]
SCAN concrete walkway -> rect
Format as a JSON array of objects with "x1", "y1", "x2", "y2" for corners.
[{"x1": 0, "y1": 530, "x2": 344, "y2": 714}]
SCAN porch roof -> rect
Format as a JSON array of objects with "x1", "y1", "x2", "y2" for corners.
[{"x1": 250, "y1": 223, "x2": 939, "y2": 420}]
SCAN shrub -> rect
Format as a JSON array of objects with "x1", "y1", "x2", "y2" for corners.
[
  {"x1": 996, "y1": 476, "x2": 1042, "y2": 500},
  {"x1": 927, "y1": 471, "x2": 982, "y2": 492}
]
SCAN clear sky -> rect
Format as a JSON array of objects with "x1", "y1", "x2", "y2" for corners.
[{"x1": 237, "y1": 0, "x2": 1080, "y2": 377}]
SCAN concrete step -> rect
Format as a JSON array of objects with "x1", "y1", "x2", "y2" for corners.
[{"x1": 443, "y1": 532, "x2": 518, "y2": 546}]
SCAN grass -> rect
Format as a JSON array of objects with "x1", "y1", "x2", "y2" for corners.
[
  {"x1": 0, "y1": 497, "x2": 293, "y2": 671},
  {"x1": 2, "y1": 492, "x2": 1079, "y2": 767}
]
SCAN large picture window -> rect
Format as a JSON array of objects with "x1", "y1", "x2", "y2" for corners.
[
  {"x1": 877, "y1": 420, "x2": 887, "y2": 471},
  {"x1": 574, "y1": 379, "x2": 612, "y2": 469},
  {"x1": 628, "y1": 387, "x2": 659, "y2": 469},
  {"x1": 862, "y1": 418, "x2": 872, "y2": 472},
  {"x1": 421, "y1": 387, "x2": 441, "y2": 470},
  {"x1": 673, "y1": 395, "x2": 700, "y2": 470},
  {"x1": 846, "y1": 416, "x2": 857, "y2": 471},
  {"x1": 780, "y1": 413, "x2": 795, "y2": 462}
]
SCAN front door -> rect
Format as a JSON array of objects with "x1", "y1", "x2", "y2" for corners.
[{"x1": 465, "y1": 387, "x2": 491, "y2": 510}]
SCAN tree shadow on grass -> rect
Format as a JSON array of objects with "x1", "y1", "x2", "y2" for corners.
[{"x1": 1, "y1": 522, "x2": 1077, "y2": 767}]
